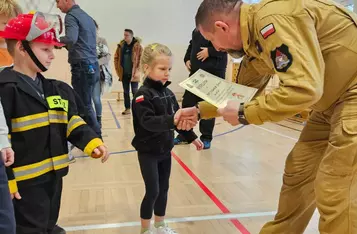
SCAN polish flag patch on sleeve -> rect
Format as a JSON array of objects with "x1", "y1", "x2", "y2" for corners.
[
  {"x1": 260, "y1": 23, "x2": 275, "y2": 39},
  {"x1": 135, "y1": 95, "x2": 144, "y2": 103}
]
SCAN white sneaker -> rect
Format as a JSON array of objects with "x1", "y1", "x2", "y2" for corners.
[
  {"x1": 142, "y1": 230, "x2": 154, "y2": 234},
  {"x1": 155, "y1": 226, "x2": 178, "y2": 234}
]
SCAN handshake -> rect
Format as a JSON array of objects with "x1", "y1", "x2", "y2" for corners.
[{"x1": 173, "y1": 106, "x2": 199, "y2": 131}]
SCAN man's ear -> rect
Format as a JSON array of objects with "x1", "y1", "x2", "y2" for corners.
[{"x1": 214, "y1": 21, "x2": 229, "y2": 32}]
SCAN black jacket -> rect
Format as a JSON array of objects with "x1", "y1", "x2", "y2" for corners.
[
  {"x1": 184, "y1": 29, "x2": 228, "y2": 77},
  {"x1": 0, "y1": 68, "x2": 103, "y2": 193},
  {"x1": 131, "y1": 78, "x2": 197, "y2": 155}
]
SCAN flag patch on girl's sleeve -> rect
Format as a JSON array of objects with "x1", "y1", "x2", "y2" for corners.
[
  {"x1": 136, "y1": 95, "x2": 144, "y2": 103},
  {"x1": 260, "y1": 23, "x2": 275, "y2": 39}
]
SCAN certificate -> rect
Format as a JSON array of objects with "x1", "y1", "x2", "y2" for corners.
[{"x1": 179, "y1": 69, "x2": 258, "y2": 108}]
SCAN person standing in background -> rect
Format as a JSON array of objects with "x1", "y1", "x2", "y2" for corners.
[
  {"x1": 174, "y1": 28, "x2": 227, "y2": 149},
  {"x1": 56, "y1": 0, "x2": 102, "y2": 137},
  {"x1": 94, "y1": 20, "x2": 112, "y2": 106},
  {"x1": 114, "y1": 29, "x2": 143, "y2": 115}
]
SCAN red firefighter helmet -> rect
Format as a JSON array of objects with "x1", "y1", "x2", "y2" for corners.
[{"x1": 0, "y1": 12, "x2": 64, "y2": 47}]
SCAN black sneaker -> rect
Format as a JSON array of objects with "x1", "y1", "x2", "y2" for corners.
[{"x1": 52, "y1": 225, "x2": 66, "y2": 234}]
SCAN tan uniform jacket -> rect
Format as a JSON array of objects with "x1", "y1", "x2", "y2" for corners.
[{"x1": 200, "y1": 0, "x2": 357, "y2": 125}]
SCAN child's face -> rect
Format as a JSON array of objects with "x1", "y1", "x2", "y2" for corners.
[
  {"x1": 0, "y1": 14, "x2": 10, "y2": 44},
  {"x1": 146, "y1": 55, "x2": 172, "y2": 84},
  {"x1": 18, "y1": 42, "x2": 55, "y2": 72}
]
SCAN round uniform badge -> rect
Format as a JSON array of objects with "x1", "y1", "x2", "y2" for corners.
[{"x1": 270, "y1": 44, "x2": 293, "y2": 72}]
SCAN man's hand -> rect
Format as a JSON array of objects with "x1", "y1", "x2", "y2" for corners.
[
  {"x1": 217, "y1": 100, "x2": 241, "y2": 126},
  {"x1": 197, "y1": 47, "x2": 209, "y2": 61},
  {"x1": 174, "y1": 107, "x2": 199, "y2": 130},
  {"x1": 185, "y1": 60, "x2": 191, "y2": 72},
  {"x1": 1, "y1": 147, "x2": 14, "y2": 167},
  {"x1": 92, "y1": 145, "x2": 110, "y2": 163},
  {"x1": 11, "y1": 192, "x2": 21, "y2": 200}
]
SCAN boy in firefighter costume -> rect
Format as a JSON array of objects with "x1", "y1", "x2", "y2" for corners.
[{"x1": 0, "y1": 12, "x2": 109, "y2": 234}]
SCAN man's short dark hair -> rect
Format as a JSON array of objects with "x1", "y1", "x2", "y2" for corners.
[
  {"x1": 124, "y1": 29, "x2": 134, "y2": 35},
  {"x1": 195, "y1": 0, "x2": 241, "y2": 31}
]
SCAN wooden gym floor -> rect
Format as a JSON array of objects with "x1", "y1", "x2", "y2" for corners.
[{"x1": 58, "y1": 97, "x2": 319, "y2": 234}]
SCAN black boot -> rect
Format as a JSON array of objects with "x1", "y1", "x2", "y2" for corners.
[
  {"x1": 97, "y1": 115, "x2": 102, "y2": 128},
  {"x1": 51, "y1": 225, "x2": 66, "y2": 234}
]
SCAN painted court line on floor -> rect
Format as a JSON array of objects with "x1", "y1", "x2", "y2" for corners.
[
  {"x1": 172, "y1": 151, "x2": 250, "y2": 234},
  {"x1": 74, "y1": 125, "x2": 245, "y2": 159},
  {"x1": 252, "y1": 125, "x2": 298, "y2": 141},
  {"x1": 107, "y1": 101, "x2": 121, "y2": 129},
  {"x1": 63, "y1": 211, "x2": 276, "y2": 231},
  {"x1": 70, "y1": 124, "x2": 288, "y2": 233}
]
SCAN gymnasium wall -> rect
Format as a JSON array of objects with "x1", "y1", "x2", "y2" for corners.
[{"x1": 16, "y1": 0, "x2": 236, "y2": 97}]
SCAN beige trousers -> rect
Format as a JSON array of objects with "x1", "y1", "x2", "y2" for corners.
[{"x1": 260, "y1": 89, "x2": 357, "y2": 233}]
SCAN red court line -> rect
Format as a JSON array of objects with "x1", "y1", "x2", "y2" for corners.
[{"x1": 171, "y1": 152, "x2": 250, "y2": 234}]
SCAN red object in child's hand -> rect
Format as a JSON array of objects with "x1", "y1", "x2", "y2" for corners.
[{"x1": 91, "y1": 148, "x2": 103, "y2": 158}]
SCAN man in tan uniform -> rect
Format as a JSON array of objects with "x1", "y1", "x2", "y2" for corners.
[{"x1": 194, "y1": 0, "x2": 357, "y2": 233}]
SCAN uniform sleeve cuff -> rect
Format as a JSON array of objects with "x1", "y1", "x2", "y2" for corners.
[
  {"x1": 8, "y1": 180, "x2": 17, "y2": 194},
  {"x1": 244, "y1": 103, "x2": 264, "y2": 125},
  {"x1": 84, "y1": 138, "x2": 104, "y2": 157},
  {"x1": 198, "y1": 101, "x2": 219, "y2": 119}
]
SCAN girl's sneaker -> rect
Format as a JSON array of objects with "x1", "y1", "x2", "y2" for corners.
[
  {"x1": 155, "y1": 226, "x2": 178, "y2": 234},
  {"x1": 142, "y1": 230, "x2": 154, "y2": 234}
]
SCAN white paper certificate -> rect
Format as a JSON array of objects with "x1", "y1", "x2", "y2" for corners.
[{"x1": 179, "y1": 69, "x2": 258, "y2": 108}]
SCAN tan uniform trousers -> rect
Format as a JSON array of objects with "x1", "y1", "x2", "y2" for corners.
[{"x1": 260, "y1": 88, "x2": 357, "y2": 234}]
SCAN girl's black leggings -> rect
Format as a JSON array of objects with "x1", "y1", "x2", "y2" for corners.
[{"x1": 138, "y1": 153, "x2": 172, "y2": 220}]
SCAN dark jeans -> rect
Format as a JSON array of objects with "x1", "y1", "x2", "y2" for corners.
[
  {"x1": 71, "y1": 60, "x2": 102, "y2": 137},
  {"x1": 177, "y1": 70, "x2": 225, "y2": 142},
  {"x1": 122, "y1": 74, "x2": 138, "y2": 109},
  {"x1": 0, "y1": 160, "x2": 15, "y2": 234},
  {"x1": 13, "y1": 177, "x2": 63, "y2": 234},
  {"x1": 138, "y1": 152, "x2": 171, "y2": 219}
]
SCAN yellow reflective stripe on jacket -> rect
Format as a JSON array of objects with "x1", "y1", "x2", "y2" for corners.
[
  {"x1": 48, "y1": 110, "x2": 68, "y2": 124},
  {"x1": 11, "y1": 111, "x2": 68, "y2": 132},
  {"x1": 13, "y1": 154, "x2": 69, "y2": 182},
  {"x1": 8, "y1": 179, "x2": 17, "y2": 194},
  {"x1": 67, "y1": 115, "x2": 86, "y2": 137},
  {"x1": 11, "y1": 112, "x2": 49, "y2": 132}
]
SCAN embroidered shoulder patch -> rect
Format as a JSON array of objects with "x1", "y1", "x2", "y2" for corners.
[
  {"x1": 260, "y1": 23, "x2": 275, "y2": 39},
  {"x1": 135, "y1": 95, "x2": 144, "y2": 103},
  {"x1": 270, "y1": 44, "x2": 293, "y2": 72}
]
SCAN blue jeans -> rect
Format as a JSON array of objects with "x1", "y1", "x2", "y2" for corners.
[
  {"x1": 0, "y1": 160, "x2": 15, "y2": 234},
  {"x1": 71, "y1": 60, "x2": 102, "y2": 137},
  {"x1": 92, "y1": 79, "x2": 102, "y2": 117},
  {"x1": 122, "y1": 74, "x2": 138, "y2": 109}
]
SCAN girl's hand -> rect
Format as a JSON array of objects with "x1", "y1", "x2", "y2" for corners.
[{"x1": 192, "y1": 139, "x2": 203, "y2": 151}]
